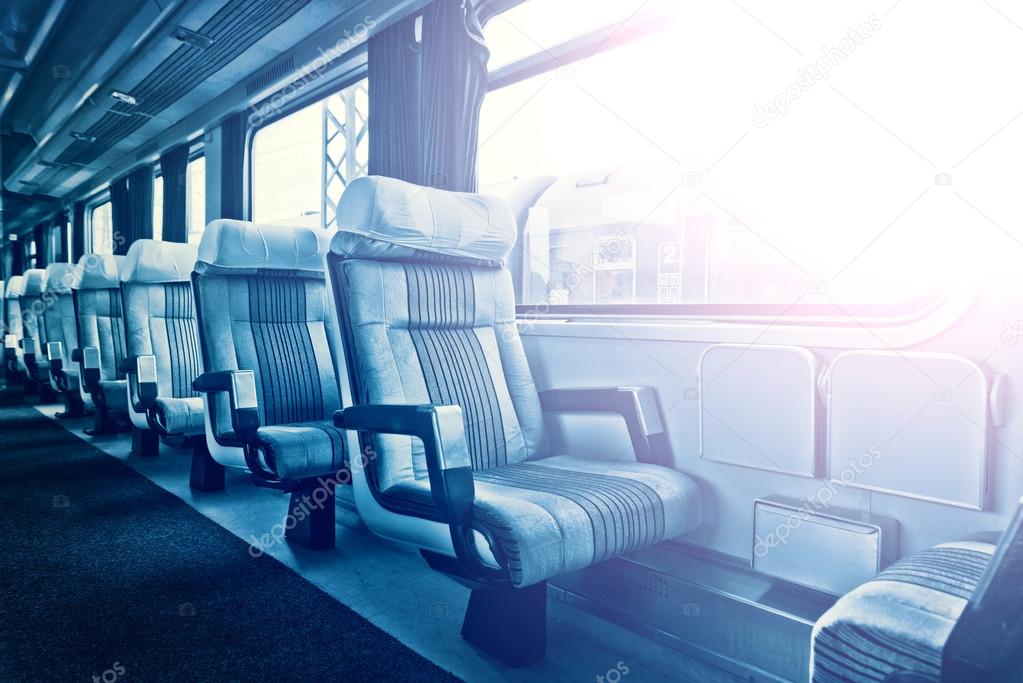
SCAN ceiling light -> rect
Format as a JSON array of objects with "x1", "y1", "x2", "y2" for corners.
[
  {"x1": 110, "y1": 90, "x2": 137, "y2": 106},
  {"x1": 70, "y1": 131, "x2": 96, "y2": 143},
  {"x1": 173, "y1": 26, "x2": 214, "y2": 50}
]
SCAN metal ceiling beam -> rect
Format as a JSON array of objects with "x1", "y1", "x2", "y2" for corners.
[
  {"x1": 0, "y1": 57, "x2": 28, "y2": 73},
  {"x1": 0, "y1": 0, "x2": 71, "y2": 116}
]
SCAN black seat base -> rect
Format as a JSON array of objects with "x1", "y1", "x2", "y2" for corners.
[
  {"x1": 462, "y1": 580, "x2": 547, "y2": 667},
  {"x1": 55, "y1": 392, "x2": 87, "y2": 419},
  {"x1": 285, "y1": 478, "x2": 336, "y2": 551},
  {"x1": 84, "y1": 409, "x2": 130, "y2": 436},
  {"x1": 189, "y1": 442, "x2": 225, "y2": 492},
  {"x1": 131, "y1": 427, "x2": 160, "y2": 457}
]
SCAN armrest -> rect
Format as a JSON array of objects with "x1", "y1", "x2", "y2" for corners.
[
  {"x1": 70, "y1": 348, "x2": 82, "y2": 363},
  {"x1": 80, "y1": 346, "x2": 102, "y2": 392},
  {"x1": 46, "y1": 342, "x2": 64, "y2": 375},
  {"x1": 335, "y1": 404, "x2": 501, "y2": 581},
  {"x1": 539, "y1": 386, "x2": 672, "y2": 466},
  {"x1": 122, "y1": 354, "x2": 158, "y2": 411},
  {"x1": 19, "y1": 337, "x2": 37, "y2": 363},
  {"x1": 192, "y1": 370, "x2": 260, "y2": 443}
]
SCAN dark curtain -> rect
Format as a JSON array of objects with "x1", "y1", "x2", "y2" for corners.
[
  {"x1": 368, "y1": 0, "x2": 490, "y2": 192},
  {"x1": 72, "y1": 202, "x2": 86, "y2": 262},
  {"x1": 32, "y1": 224, "x2": 46, "y2": 268},
  {"x1": 420, "y1": 0, "x2": 490, "y2": 192},
  {"x1": 110, "y1": 176, "x2": 130, "y2": 255},
  {"x1": 55, "y1": 211, "x2": 69, "y2": 262},
  {"x1": 220, "y1": 113, "x2": 246, "y2": 220},
  {"x1": 110, "y1": 167, "x2": 153, "y2": 255},
  {"x1": 160, "y1": 143, "x2": 190, "y2": 242},
  {"x1": 11, "y1": 240, "x2": 23, "y2": 276},
  {"x1": 368, "y1": 14, "x2": 422, "y2": 184}
]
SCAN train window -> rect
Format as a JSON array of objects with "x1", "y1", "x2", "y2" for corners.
[
  {"x1": 250, "y1": 78, "x2": 368, "y2": 228},
  {"x1": 152, "y1": 172, "x2": 164, "y2": 241},
  {"x1": 483, "y1": 0, "x2": 653, "y2": 71},
  {"x1": 480, "y1": 3, "x2": 1009, "y2": 315},
  {"x1": 186, "y1": 155, "x2": 206, "y2": 244},
  {"x1": 89, "y1": 201, "x2": 114, "y2": 255}
]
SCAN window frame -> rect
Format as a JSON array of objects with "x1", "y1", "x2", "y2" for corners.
[
  {"x1": 481, "y1": 2, "x2": 950, "y2": 323},
  {"x1": 246, "y1": 66, "x2": 368, "y2": 225},
  {"x1": 85, "y1": 191, "x2": 113, "y2": 255}
]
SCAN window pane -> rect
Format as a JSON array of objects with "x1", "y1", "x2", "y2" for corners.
[
  {"x1": 186, "y1": 156, "x2": 206, "y2": 244},
  {"x1": 90, "y1": 202, "x2": 113, "y2": 255},
  {"x1": 153, "y1": 174, "x2": 164, "y2": 241},
  {"x1": 481, "y1": 4, "x2": 1017, "y2": 308},
  {"x1": 484, "y1": 0, "x2": 655, "y2": 71},
  {"x1": 250, "y1": 79, "x2": 368, "y2": 228}
]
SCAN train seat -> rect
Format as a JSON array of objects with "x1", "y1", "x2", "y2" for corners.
[
  {"x1": 327, "y1": 176, "x2": 702, "y2": 666},
  {"x1": 191, "y1": 220, "x2": 344, "y2": 547},
  {"x1": 4, "y1": 275, "x2": 26, "y2": 380},
  {"x1": 19, "y1": 269, "x2": 53, "y2": 395},
  {"x1": 811, "y1": 501, "x2": 1023, "y2": 683},
  {"x1": 72, "y1": 254, "x2": 129, "y2": 434},
  {"x1": 41, "y1": 262, "x2": 88, "y2": 417},
  {"x1": 120, "y1": 240, "x2": 209, "y2": 469}
]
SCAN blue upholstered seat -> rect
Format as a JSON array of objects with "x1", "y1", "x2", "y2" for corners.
[
  {"x1": 810, "y1": 539, "x2": 997, "y2": 682},
  {"x1": 120, "y1": 240, "x2": 204, "y2": 437},
  {"x1": 329, "y1": 176, "x2": 702, "y2": 589},
  {"x1": 42, "y1": 263, "x2": 83, "y2": 395},
  {"x1": 193, "y1": 220, "x2": 345, "y2": 482},
  {"x1": 72, "y1": 254, "x2": 128, "y2": 416}
]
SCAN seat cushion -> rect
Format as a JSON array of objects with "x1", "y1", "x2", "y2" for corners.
[
  {"x1": 254, "y1": 421, "x2": 346, "y2": 481},
  {"x1": 57, "y1": 367, "x2": 80, "y2": 392},
  {"x1": 151, "y1": 397, "x2": 205, "y2": 437},
  {"x1": 810, "y1": 540, "x2": 997, "y2": 683},
  {"x1": 96, "y1": 380, "x2": 128, "y2": 411},
  {"x1": 384, "y1": 455, "x2": 701, "y2": 587}
]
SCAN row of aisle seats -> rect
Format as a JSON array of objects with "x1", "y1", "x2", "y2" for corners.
[{"x1": 2, "y1": 176, "x2": 1020, "y2": 676}]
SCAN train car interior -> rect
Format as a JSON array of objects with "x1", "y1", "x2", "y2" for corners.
[{"x1": 2, "y1": 1, "x2": 1023, "y2": 681}]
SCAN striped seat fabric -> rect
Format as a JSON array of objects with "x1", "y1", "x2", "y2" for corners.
[
  {"x1": 19, "y1": 270, "x2": 50, "y2": 381},
  {"x1": 121, "y1": 240, "x2": 203, "y2": 435},
  {"x1": 810, "y1": 540, "x2": 997, "y2": 683},
  {"x1": 194, "y1": 220, "x2": 345, "y2": 480},
  {"x1": 72, "y1": 254, "x2": 127, "y2": 411},
  {"x1": 43, "y1": 263, "x2": 83, "y2": 393},
  {"x1": 331, "y1": 175, "x2": 702, "y2": 587}
]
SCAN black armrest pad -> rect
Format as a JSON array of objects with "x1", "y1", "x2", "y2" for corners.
[
  {"x1": 335, "y1": 404, "x2": 474, "y2": 525},
  {"x1": 70, "y1": 348, "x2": 82, "y2": 363},
  {"x1": 539, "y1": 386, "x2": 672, "y2": 466}
]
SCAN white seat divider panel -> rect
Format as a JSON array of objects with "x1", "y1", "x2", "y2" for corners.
[
  {"x1": 699, "y1": 344, "x2": 818, "y2": 477},
  {"x1": 826, "y1": 350, "x2": 989, "y2": 510}
]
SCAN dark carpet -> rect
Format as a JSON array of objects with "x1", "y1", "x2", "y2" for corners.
[{"x1": 0, "y1": 404, "x2": 460, "y2": 682}]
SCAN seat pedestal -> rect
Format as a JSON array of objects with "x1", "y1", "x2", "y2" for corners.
[
  {"x1": 189, "y1": 443, "x2": 225, "y2": 491},
  {"x1": 131, "y1": 427, "x2": 160, "y2": 457},
  {"x1": 462, "y1": 580, "x2": 547, "y2": 667},
  {"x1": 285, "y1": 478, "x2": 336, "y2": 550},
  {"x1": 55, "y1": 392, "x2": 87, "y2": 419},
  {"x1": 85, "y1": 408, "x2": 128, "y2": 436}
]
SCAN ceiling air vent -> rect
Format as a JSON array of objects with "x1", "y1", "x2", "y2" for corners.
[
  {"x1": 246, "y1": 56, "x2": 295, "y2": 96},
  {"x1": 173, "y1": 26, "x2": 214, "y2": 50}
]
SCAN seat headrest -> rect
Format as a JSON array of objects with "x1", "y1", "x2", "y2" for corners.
[
  {"x1": 5, "y1": 275, "x2": 24, "y2": 298},
  {"x1": 331, "y1": 176, "x2": 517, "y2": 266},
  {"x1": 44, "y1": 263, "x2": 78, "y2": 294},
  {"x1": 73, "y1": 254, "x2": 125, "y2": 290},
  {"x1": 121, "y1": 239, "x2": 198, "y2": 284},
  {"x1": 195, "y1": 220, "x2": 333, "y2": 277},
  {"x1": 21, "y1": 269, "x2": 47, "y2": 296}
]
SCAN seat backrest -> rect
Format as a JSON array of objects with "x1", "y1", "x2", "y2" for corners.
[
  {"x1": 5, "y1": 275, "x2": 24, "y2": 340},
  {"x1": 328, "y1": 176, "x2": 546, "y2": 491},
  {"x1": 943, "y1": 497, "x2": 1023, "y2": 681},
  {"x1": 193, "y1": 220, "x2": 341, "y2": 434},
  {"x1": 71, "y1": 254, "x2": 127, "y2": 382},
  {"x1": 121, "y1": 240, "x2": 202, "y2": 399},
  {"x1": 19, "y1": 269, "x2": 49, "y2": 351},
  {"x1": 42, "y1": 262, "x2": 80, "y2": 358}
]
